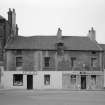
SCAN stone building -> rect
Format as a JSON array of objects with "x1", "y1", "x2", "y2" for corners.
[
  {"x1": 0, "y1": 8, "x2": 18, "y2": 87},
  {"x1": 2, "y1": 27, "x2": 104, "y2": 90},
  {"x1": 0, "y1": 9, "x2": 105, "y2": 90}
]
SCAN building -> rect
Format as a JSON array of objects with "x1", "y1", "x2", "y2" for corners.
[
  {"x1": 0, "y1": 9, "x2": 105, "y2": 90},
  {"x1": 0, "y1": 8, "x2": 18, "y2": 87}
]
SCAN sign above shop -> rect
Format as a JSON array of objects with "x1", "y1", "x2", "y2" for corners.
[{"x1": 23, "y1": 71, "x2": 37, "y2": 75}]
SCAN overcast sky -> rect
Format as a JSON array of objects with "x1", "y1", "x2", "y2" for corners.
[{"x1": 0, "y1": 0, "x2": 105, "y2": 43}]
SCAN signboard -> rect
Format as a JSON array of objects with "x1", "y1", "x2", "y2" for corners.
[{"x1": 23, "y1": 71, "x2": 37, "y2": 75}]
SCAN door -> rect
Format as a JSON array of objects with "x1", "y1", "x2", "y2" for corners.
[
  {"x1": 81, "y1": 75, "x2": 86, "y2": 89},
  {"x1": 27, "y1": 75, "x2": 33, "y2": 89}
]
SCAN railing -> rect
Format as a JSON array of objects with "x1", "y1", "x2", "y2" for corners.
[{"x1": 6, "y1": 66, "x2": 103, "y2": 71}]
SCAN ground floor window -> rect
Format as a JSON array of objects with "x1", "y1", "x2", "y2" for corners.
[
  {"x1": 44, "y1": 74, "x2": 50, "y2": 85},
  {"x1": 91, "y1": 75, "x2": 96, "y2": 84},
  {"x1": 13, "y1": 74, "x2": 23, "y2": 86},
  {"x1": 71, "y1": 75, "x2": 76, "y2": 84}
]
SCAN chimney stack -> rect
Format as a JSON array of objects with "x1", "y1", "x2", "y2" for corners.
[
  {"x1": 88, "y1": 27, "x2": 96, "y2": 41},
  {"x1": 57, "y1": 28, "x2": 62, "y2": 39},
  {"x1": 8, "y1": 8, "x2": 17, "y2": 36},
  {"x1": 8, "y1": 8, "x2": 12, "y2": 27}
]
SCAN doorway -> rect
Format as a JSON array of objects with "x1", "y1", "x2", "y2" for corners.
[
  {"x1": 81, "y1": 75, "x2": 86, "y2": 89},
  {"x1": 27, "y1": 75, "x2": 33, "y2": 89}
]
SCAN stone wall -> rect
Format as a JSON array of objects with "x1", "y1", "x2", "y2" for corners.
[{"x1": 6, "y1": 50, "x2": 102, "y2": 71}]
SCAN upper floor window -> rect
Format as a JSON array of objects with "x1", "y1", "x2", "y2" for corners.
[
  {"x1": 16, "y1": 57, "x2": 23, "y2": 67},
  {"x1": 56, "y1": 42, "x2": 64, "y2": 55},
  {"x1": 44, "y1": 57, "x2": 50, "y2": 67},
  {"x1": 71, "y1": 57, "x2": 76, "y2": 67},
  {"x1": 15, "y1": 50, "x2": 22, "y2": 55},
  {"x1": 91, "y1": 58, "x2": 97, "y2": 67},
  {"x1": 92, "y1": 51, "x2": 96, "y2": 54}
]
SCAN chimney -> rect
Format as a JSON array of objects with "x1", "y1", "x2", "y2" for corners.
[
  {"x1": 57, "y1": 28, "x2": 62, "y2": 39},
  {"x1": 8, "y1": 8, "x2": 16, "y2": 36},
  {"x1": 16, "y1": 24, "x2": 18, "y2": 35},
  {"x1": 8, "y1": 8, "x2": 12, "y2": 27},
  {"x1": 88, "y1": 27, "x2": 96, "y2": 41}
]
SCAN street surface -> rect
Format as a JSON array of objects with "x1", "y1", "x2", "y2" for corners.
[{"x1": 0, "y1": 89, "x2": 105, "y2": 105}]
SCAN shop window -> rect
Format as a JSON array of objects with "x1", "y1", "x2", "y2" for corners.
[
  {"x1": 71, "y1": 75, "x2": 76, "y2": 84},
  {"x1": 71, "y1": 57, "x2": 76, "y2": 67},
  {"x1": 91, "y1": 75, "x2": 96, "y2": 84},
  {"x1": 16, "y1": 57, "x2": 23, "y2": 67},
  {"x1": 13, "y1": 74, "x2": 23, "y2": 86},
  {"x1": 91, "y1": 58, "x2": 97, "y2": 67},
  {"x1": 44, "y1": 74, "x2": 50, "y2": 85},
  {"x1": 44, "y1": 57, "x2": 50, "y2": 67}
]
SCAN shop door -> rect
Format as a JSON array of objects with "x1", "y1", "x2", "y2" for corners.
[
  {"x1": 27, "y1": 75, "x2": 33, "y2": 89},
  {"x1": 81, "y1": 75, "x2": 86, "y2": 89}
]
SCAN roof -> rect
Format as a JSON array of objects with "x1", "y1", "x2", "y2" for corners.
[
  {"x1": 99, "y1": 44, "x2": 105, "y2": 50},
  {"x1": 5, "y1": 36, "x2": 103, "y2": 51},
  {"x1": 0, "y1": 15, "x2": 5, "y2": 20}
]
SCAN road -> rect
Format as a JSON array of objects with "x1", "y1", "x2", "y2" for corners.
[{"x1": 0, "y1": 89, "x2": 105, "y2": 105}]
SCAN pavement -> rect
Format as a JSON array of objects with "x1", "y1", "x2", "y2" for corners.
[{"x1": 0, "y1": 89, "x2": 105, "y2": 105}]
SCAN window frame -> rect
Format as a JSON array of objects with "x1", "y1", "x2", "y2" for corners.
[
  {"x1": 16, "y1": 56, "x2": 23, "y2": 67},
  {"x1": 44, "y1": 74, "x2": 50, "y2": 85},
  {"x1": 71, "y1": 57, "x2": 76, "y2": 67},
  {"x1": 44, "y1": 57, "x2": 50, "y2": 67},
  {"x1": 13, "y1": 74, "x2": 23, "y2": 86}
]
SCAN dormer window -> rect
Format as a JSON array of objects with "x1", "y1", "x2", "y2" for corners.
[{"x1": 56, "y1": 42, "x2": 64, "y2": 55}]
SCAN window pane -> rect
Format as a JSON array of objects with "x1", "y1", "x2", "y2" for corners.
[
  {"x1": 44, "y1": 57, "x2": 50, "y2": 67},
  {"x1": 13, "y1": 74, "x2": 23, "y2": 86},
  {"x1": 44, "y1": 75, "x2": 50, "y2": 85},
  {"x1": 16, "y1": 57, "x2": 23, "y2": 67},
  {"x1": 71, "y1": 75, "x2": 76, "y2": 84}
]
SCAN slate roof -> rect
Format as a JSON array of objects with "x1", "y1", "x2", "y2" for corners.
[
  {"x1": 0, "y1": 15, "x2": 5, "y2": 20},
  {"x1": 5, "y1": 36, "x2": 103, "y2": 51},
  {"x1": 99, "y1": 44, "x2": 105, "y2": 50}
]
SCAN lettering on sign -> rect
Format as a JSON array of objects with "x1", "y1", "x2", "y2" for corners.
[{"x1": 23, "y1": 71, "x2": 37, "y2": 75}]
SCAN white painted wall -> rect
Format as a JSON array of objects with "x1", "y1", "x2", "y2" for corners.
[
  {"x1": 33, "y1": 71, "x2": 62, "y2": 89},
  {"x1": 2, "y1": 71, "x2": 27, "y2": 89},
  {"x1": 2, "y1": 71, "x2": 62, "y2": 89}
]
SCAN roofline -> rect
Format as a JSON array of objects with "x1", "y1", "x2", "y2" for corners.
[{"x1": 5, "y1": 49, "x2": 103, "y2": 52}]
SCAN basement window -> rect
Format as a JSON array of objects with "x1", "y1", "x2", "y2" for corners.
[
  {"x1": 13, "y1": 74, "x2": 23, "y2": 86},
  {"x1": 44, "y1": 74, "x2": 50, "y2": 85}
]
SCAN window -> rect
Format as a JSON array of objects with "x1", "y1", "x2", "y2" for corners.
[
  {"x1": 16, "y1": 57, "x2": 23, "y2": 67},
  {"x1": 91, "y1": 58, "x2": 97, "y2": 67},
  {"x1": 91, "y1": 75, "x2": 96, "y2": 84},
  {"x1": 92, "y1": 51, "x2": 96, "y2": 54},
  {"x1": 71, "y1": 75, "x2": 76, "y2": 84},
  {"x1": 44, "y1": 75, "x2": 50, "y2": 85},
  {"x1": 44, "y1": 57, "x2": 50, "y2": 67},
  {"x1": 71, "y1": 57, "x2": 76, "y2": 67},
  {"x1": 15, "y1": 50, "x2": 22, "y2": 55},
  {"x1": 13, "y1": 74, "x2": 23, "y2": 86}
]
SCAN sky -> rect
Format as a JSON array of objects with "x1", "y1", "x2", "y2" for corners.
[{"x1": 0, "y1": 0, "x2": 105, "y2": 43}]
